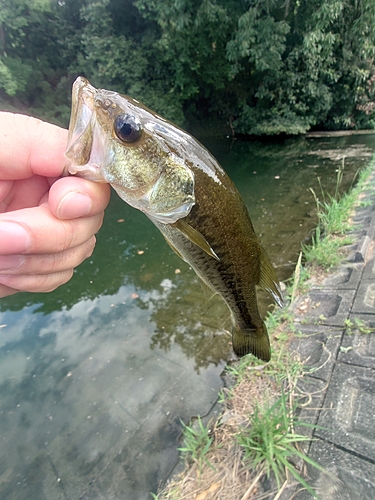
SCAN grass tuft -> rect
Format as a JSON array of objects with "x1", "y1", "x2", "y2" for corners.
[
  {"x1": 344, "y1": 317, "x2": 375, "y2": 335},
  {"x1": 237, "y1": 392, "x2": 323, "y2": 498},
  {"x1": 303, "y1": 161, "x2": 373, "y2": 268},
  {"x1": 178, "y1": 416, "x2": 214, "y2": 474}
]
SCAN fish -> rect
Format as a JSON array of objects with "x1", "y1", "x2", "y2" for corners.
[{"x1": 64, "y1": 76, "x2": 283, "y2": 362}]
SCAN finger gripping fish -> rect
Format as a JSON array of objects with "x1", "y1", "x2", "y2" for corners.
[{"x1": 65, "y1": 77, "x2": 283, "y2": 362}]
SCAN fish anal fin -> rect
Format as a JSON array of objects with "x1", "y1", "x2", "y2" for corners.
[
  {"x1": 258, "y1": 245, "x2": 283, "y2": 307},
  {"x1": 198, "y1": 277, "x2": 217, "y2": 300},
  {"x1": 172, "y1": 220, "x2": 220, "y2": 261}
]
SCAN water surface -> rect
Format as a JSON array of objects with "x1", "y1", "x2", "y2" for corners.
[{"x1": 0, "y1": 134, "x2": 374, "y2": 499}]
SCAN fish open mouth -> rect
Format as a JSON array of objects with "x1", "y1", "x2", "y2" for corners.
[{"x1": 64, "y1": 77, "x2": 97, "y2": 176}]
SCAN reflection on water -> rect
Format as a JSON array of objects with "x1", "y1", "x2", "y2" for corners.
[
  {"x1": 0, "y1": 134, "x2": 374, "y2": 499},
  {"x1": 0, "y1": 285, "x2": 225, "y2": 499}
]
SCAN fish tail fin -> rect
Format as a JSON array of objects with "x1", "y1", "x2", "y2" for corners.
[{"x1": 232, "y1": 322, "x2": 271, "y2": 362}]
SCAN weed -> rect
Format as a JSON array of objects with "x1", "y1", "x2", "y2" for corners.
[
  {"x1": 303, "y1": 160, "x2": 374, "y2": 269},
  {"x1": 266, "y1": 306, "x2": 295, "y2": 333},
  {"x1": 178, "y1": 416, "x2": 214, "y2": 474},
  {"x1": 311, "y1": 189, "x2": 352, "y2": 235},
  {"x1": 225, "y1": 354, "x2": 266, "y2": 382},
  {"x1": 237, "y1": 392, "x2": 323, "y2": 498},
  {"x1": 344, "y1": 318, "x2": 375, "y2": 335},
  {"x1": 356, "y1": 318, "x2": 375, "y2": 334},
  {"x1": 360, "y1": 199, "x2": 373, "y2": 207},
  {"x1": 290, "y1": 252, "x2": 303, "y2": 304},
  {"x1": 264, "y1": 347, "x2": 304, "y2": 385},
  {"x1": 151, "y1": 488, "x2": 180, "y2": 500},
  {"x1": 302, "y1": 231, "x2": 353, "y2": 268},
  {"x1": 317, "y1": 314, "x2": 327, "y2": 323},
  {"x1": 344, "y1": 318, "x2": 354, "y2": 333},
  {"x1": 284, "y1": 268, "x2": 312, "y2": 302},
  {"x1": 340, "y1": 346, "x2": 352, "y2": 353},
  {"x1": 217, "y1": 387, "x2": 228, "y2": 404}
]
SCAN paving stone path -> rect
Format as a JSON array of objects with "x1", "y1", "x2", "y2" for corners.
[{"x1": 283, "y1": 168, "x2": 375, "y2": 499}]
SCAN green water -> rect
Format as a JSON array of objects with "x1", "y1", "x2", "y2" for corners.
[{"x1": 0, "y1": 134, "x2": 374, "y2": 499}]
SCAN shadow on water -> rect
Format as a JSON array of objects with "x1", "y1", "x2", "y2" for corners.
[{"x1": 0, "y1": 134, "x2": 374, "y2": 499}]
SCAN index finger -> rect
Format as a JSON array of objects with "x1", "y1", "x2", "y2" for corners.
[{"x1": 0, "y1": 112, "x2": 68, "y2": 180}]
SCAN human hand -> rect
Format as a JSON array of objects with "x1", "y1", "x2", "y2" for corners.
[{"x1": 0, "y1": 112, "x2": 111, "y2": 298}]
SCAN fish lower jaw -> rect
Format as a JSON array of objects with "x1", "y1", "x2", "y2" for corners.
[{"x1": 67, "y1": 162, "x2": 106, "y2": 182}]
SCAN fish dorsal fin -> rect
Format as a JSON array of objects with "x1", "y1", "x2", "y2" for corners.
[
  {"x1": 172, "y1": 220, "x2": 220, "y2": 261},
  {"x1": 258, "y1": 245, "x2": 283, "y2": 307}
]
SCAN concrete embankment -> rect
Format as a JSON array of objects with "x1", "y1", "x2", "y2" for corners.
[{"x1": 284, "y1": 166, "x2": 375, "y2": 500}]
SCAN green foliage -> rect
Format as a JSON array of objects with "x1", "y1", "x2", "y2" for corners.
[
  {"x1": 226, "y1": 0, "x2": 375, "y2": 135},
  {"x1": 0, "y1": 57, "x2": 30, "y2": 96},
  {"x1": 1, "y1": 0, "x2": 375, "y2": 134},
  {"x1": 135, "y1": 0, "x2": 234, "y2": 124},
  {"x1": 344, "y1": 317, "x2": 375, "y2": 335},
  {"x1": 303, "y1": 157, "x2": 374, "y2": 268},
  {"x1": 0, "y1": 0, "x2": 85, "y2": 125},
  {"x1": 237, "y1": 392, "x2": 323, "y2": 498},
  {"x1": 302, "y1": 185, "x2": 355, "y2": 268},
  {"x1": 302, "y1": 231, "x2": 353, "y2": 268},
  {"x1": 178, "y1": 416, "x2": 213, "y2": 474}
]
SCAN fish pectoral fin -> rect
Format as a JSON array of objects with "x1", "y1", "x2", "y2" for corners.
[
  {"x1": 172, "y1": 220, "x2": 220, "y2": 261},
  {"x1": 258, "y1": 245, "x2": 284, "y2": 307},
  {"x1": 164, "y1": 231, "x2": 217, "y2": 300}
]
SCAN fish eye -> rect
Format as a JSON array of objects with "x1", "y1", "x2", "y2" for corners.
[{"x1": 114, "y1": 114, "x2": 142, "y2": 143}]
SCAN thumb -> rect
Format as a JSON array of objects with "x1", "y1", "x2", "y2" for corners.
[
  {"x1": 0, "y1": 112, "x2": 68, "y2": 180},
  {"x1": 48, "y1": 176, "x2": 111, "y2": 220}
]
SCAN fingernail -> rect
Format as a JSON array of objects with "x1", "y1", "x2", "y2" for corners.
[
  {"x1": 0, "y1": 222, "x2": 31, "y2": 254},
  {"x1": 0, "y1": 255, "x2": 25, "y2": 270},
  {"x1": 58, "y1": 192, "x2": 92, "y2": 219}
]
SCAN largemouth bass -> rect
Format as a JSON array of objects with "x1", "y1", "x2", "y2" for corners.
[{"x1": 64, "y1": 77, "x2": 283, "y2": 361}]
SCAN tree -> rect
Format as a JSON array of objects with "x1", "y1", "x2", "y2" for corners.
[
  {"x1": 0, "y1": 0, "x2": 86, "y2": 125},
  {"x1": 226, "y1": 0, "x2": 375, "y2": 134},
  {"x1": 0, "y1": 0, "x2": 374, "y2": 134}
]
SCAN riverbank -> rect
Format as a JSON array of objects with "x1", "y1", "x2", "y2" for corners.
[
  {"x1": 306, "y1": 129, "x2": 375, "y2": 138},
  {"x1": 154, "y1": 157, "x2": 375, "y2": 500}
]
